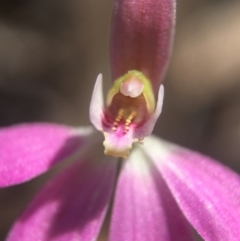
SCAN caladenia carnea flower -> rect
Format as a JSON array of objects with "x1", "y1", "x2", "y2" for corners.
[
  {"x1": 90, "y1": 0, "x2": 175, "y2": 158},
  {"x1": 1, "y1": 0, "x2": 240, "y2": 241}
]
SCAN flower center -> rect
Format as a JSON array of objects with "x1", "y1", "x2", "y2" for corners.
[
  {"x1": 94, "y1": 70, "x2": 157, "y2": 158},
  {"x1": 90, "y1": 70, "x2": 162, "y2": 159},
  {"x1": 104, "y1": 70, "x2": 155, "y2": 134},
  {"x1": 112, "y1": 109, "x2": 136, "y2": 133}
]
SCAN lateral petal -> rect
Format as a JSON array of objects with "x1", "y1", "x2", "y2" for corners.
[
  {"x1": 109, "y1": 148, "x2": 194, "y2": 241},
  {"x1": 144, "y1": 136, "x2": 240, "y2": 241},
  {"x1": 6, "y1": 154, "x2": 117, "y2": 241},
  {"x1": 0, "y1": 123, "x2": 92, "y2": 186}
]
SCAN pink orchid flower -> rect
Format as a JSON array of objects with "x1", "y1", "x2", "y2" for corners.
[{"x1": 1, "y1": 0, "x2": 240, "y2": 241}]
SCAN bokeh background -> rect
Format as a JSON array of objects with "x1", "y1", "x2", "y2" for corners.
[{"x1": 1, "y1": 0, "x2": 240, "y2": 240}]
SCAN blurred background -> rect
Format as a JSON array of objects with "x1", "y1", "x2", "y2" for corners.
[{"x1": 0, "y1": 0, "x2": 240, "y2": 240}]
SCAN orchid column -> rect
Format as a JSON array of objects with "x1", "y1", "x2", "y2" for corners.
[
  {"x1": 90, "y1": 0, "x2": 175, "y2": 158},
  {"x1": 111, "y1": 0, "x2": 175, "y2": 91}
]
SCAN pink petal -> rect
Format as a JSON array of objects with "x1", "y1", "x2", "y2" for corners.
[
  {"x1": 89, "y1": 74, "x2": 104, "y2": 131},
  {"x1": 0, "y1": 123, "x2": 92, "y2": 187},
  {"x1": 109, "y1": 148, "x2": 194, "y2": 241},
  {"x1": 144, "y1": 136, "x2": 240, "y2": 241},
  {"x1": 6, "y1": 154, "x2": 117, "y2": 241},
  {"x1": 110, "y1": 0, "x2": 176, "y2": 90}
]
